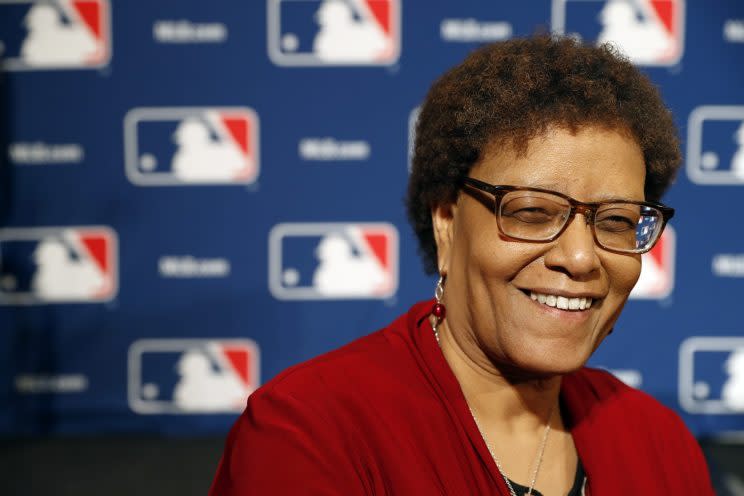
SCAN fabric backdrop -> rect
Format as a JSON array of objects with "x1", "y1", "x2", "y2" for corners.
[{"x1": 0, "y1": 0, "x2": 742, "y2": 438}]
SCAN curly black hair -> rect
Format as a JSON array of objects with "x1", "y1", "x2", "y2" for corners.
[{"x1": 406, "y1": 35, "x2": 681, "y2": 275}]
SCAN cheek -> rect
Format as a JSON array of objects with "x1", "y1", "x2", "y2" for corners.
[
  {"x1": 458, "y1": 218, "x2": 534, "y2": 281},
  {"x1": 606, "y1": 254, "x2": 642, "y2": 295},
  {"x1": 467, "y1": 235, "x2": 536, "y2": 283}
]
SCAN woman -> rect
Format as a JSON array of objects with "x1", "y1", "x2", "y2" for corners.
[{"x1": 210, "y1": 36, "x2": 714, "y2": 495}]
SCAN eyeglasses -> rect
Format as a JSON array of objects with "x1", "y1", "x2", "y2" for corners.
[{"x1": 462, "y1": 177, "x2": 674, "y2": 254}]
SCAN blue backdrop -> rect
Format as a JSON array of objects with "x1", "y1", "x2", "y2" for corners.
[{"x1": 1, "y1": 0, "x2": 743, "y2": 438}]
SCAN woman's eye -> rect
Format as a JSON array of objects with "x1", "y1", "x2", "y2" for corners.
[
  {"x1": 508, "y1": 208, "x2": 554, "y2": 223},
  {"x1": 596, "y1": 215, "x2": 636, "y2": 232}
]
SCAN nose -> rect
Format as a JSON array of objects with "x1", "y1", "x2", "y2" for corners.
[{"x1": 543, "y1": 213, "x2": 601, "y2": 279}]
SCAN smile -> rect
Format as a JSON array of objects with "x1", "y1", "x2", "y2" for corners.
[{"x1": 529, "y1": 291, "x2": 593, "y2": 311}]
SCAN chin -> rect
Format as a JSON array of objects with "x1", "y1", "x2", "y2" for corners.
[{"x1": 499, "y1": 343, "x2": 595, "y2": 381}]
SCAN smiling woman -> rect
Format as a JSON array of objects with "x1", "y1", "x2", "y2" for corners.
[
  {"x1": 209, "y1": 35, "x2": 714, "y2": 496},
  {"x1": 433, "y1": 127, "x2": 649, "y2": 379}
]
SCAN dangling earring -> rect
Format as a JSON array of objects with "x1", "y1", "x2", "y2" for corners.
[{"x1": 431, "y1": 274, "x2": 446, "y2": 344}]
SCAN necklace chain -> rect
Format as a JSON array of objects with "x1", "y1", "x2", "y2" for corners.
[
  {"x1": 433, "y1": 322, "x2": 552, "y2": 496},
  {"x1": 470, "y1": 404, "x2": 552, "y2": 496}
]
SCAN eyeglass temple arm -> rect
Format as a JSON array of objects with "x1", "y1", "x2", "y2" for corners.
[{"x1": 461, "y1": 177, "x2": 512, "y2": 196}]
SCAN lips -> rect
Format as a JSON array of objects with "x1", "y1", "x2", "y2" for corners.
[{"x1": 528, "y1": 291, "x2": 595, "y2": 311}]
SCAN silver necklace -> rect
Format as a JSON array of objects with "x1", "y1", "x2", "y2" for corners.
[
  {"x1": 433, "y1": 322, "x2": 552, "y2": 496},
  {"x1": 470, "y1": 404, "x2": 552, "y2": 496}
]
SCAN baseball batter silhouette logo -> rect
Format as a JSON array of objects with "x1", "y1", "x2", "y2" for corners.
[
  {"x1": 269, "y1": 222, "x2": 398, "y2": 300},
  {"x1": 552, "y1": 0, "x2": 684, "y2": 66},
  {"x1": 124, "y1": 107, "x2": 259, "y2": 186},
  {"x1": 687, "y1": 106, "x2": 744, "y2": 185},
  {"x1": 0, "y1": 0, "x2": 111, "y2": 70},
  {"x1": 128, "y1": 339, "x2": 259, "y2": 414},
  {"x1": 0, "y1": 226, "x2": 118, "y2": 304},
  {"x1": 679, "y1": 337, "x2": 744, "y2": 414},
  {"x1": 268, "y1": 0, "x2": 400, "y2": 66}
]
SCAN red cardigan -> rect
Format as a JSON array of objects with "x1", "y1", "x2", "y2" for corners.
[{"x1": 210, "y1": 300, "x2": 714, "y2": 495}]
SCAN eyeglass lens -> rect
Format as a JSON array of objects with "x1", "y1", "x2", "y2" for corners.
[{"x1": 498, "y1": 191, "x2": 663, "y2": 253}]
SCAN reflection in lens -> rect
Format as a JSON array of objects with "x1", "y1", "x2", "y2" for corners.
[
  {"x1": 634, "y1": 212, "x2": 662, "y2": 251},
  {"x1": 597, "y1": 208, "x2": 661, "y2": 253}
]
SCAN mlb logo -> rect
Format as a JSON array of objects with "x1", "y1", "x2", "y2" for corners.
[
  {"x1": 686, "y1": 106, "x2": 744, "y2": 185},
  {"x1": 268, "y1": 222, "x2": 398, "y2": 300},
  {"x1": 551, "y1": 0, "x2": 684, "y2": 66},
  {"x1": 629, "y1": 225, "x2": 674, "y2": 299},
  {"x1": 124, "y1": 107, "x2": 260, "y2": 186},
  {"x1": 267, "y1": 0, "x2": 401, "y2": 66},
  {"x1": 128, "y1": 339, "x2": 259, "y2": 414},
  {"x1": 0, "y1": 226, "x2": 117, "y2": 305},
  {"x1": 679, "y1": 337, "x2": 744, "y2": 414},
  {"x1": 0, "y1": 0, "x2": 111, "y2": 71}
]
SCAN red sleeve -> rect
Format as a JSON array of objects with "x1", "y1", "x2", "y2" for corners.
[
  {"x1": 208, "y1": 386, "x2": 370, "y2": 495},
  {"x1": 564, "y1": 368, "x2": 716, "y2": 494},
  {"x1": 656, "y1": 406, "x2": 716, "y2": 495}
]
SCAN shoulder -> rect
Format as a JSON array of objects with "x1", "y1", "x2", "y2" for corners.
[
  {"x1": 564, "y1": 367, "x2": 703, "y2": 449},
  {"x1": 564, "y1": 368, "x2": 714, "y2": 493},
  {"x1": 211, "y1": 331, "x2": 409, "y2": 496},
  {"x1": 565, "y1": 367, "x2": 682, "y2": 422},
  {"x1": 253, "y1": 331, "x2": 390, "y2": 405},
  {"x1": 209, "y1": 303, "x2": 435, "y2": 494},
  {"x1": 251, "y1": 302, "x2": 428, "y2": 410}
]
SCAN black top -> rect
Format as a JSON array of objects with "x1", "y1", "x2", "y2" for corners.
[{"x1": 507, "y1": 459, "x2": 586, "y2": 496}]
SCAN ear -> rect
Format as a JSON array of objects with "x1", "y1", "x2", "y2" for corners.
[{"x1": 431, "y1": 201, "x2": 456, "y2": 275}]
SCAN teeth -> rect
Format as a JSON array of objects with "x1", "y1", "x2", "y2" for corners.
[
  {"x1": 556, "y1": 296, "x2": 569, "y2": 310},
  {"x1": 529, "y1": 291, "x2": 594, "y2": 311}
]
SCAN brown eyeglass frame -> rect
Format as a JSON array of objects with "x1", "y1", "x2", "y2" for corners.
[{"x1": 461, "y1": 177, "x2": 675, "y2": 254}]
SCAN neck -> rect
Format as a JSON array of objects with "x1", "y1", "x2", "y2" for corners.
[{"x1": 434, "y1": 317, "x2": 562, "y2": 434}]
